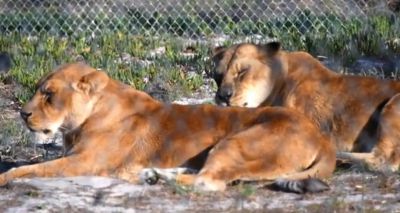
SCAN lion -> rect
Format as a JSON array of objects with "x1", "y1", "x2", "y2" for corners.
[
  {"x1": 0, "y1": 62, "x2": 335, "y2": 193},
  {"x1": 211, "y1": 41, "x2": 400, "y2": 172}
]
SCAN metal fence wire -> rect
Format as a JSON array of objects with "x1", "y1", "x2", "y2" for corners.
[{"x1": 0, "y1": 0, "x2": 396, "y2": 37}]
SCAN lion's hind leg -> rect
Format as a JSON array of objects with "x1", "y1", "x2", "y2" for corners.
[
  {"x1": 140, "y1": 121, "x2": 335, "y2": 193},
  {"x1": 372, "y1": 93, "x2": 400, "y2": 172},
  {"x1": 350, "y1": 93, "x2": 400, "y2": 172},
  {"x1": 191, "y1": 123, "x2": 335, "y2": 193},
  {"x1": 339, "y1": 93, "x2": 400, "y2": 172}
]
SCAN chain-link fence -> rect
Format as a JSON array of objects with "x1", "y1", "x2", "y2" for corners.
[{"x1": 0, "y1": 0, "x2": 396, "y2": 37}]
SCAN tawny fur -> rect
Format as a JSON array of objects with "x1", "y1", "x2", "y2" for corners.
[
  {"x1": 212, "y1": 42, "x2": 400, "y2": 172},
  {"x1": 0, "y1": 62, "x2": 335, "y2": 192}
]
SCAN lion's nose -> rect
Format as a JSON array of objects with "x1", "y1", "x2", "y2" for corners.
[
  {"x1": 20, "y1": 110, "x2": 32, "y2": 121},
  {"x1": 217, "y1": 87, "x2": 233, "y2": 102}
]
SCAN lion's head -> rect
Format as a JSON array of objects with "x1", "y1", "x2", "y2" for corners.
[
  {"x1": 20, "y1": 62, "x2": 109, "y2": 139},
  {"x1": 211, "y1": 41, "x2": 285, "y2": 107}
]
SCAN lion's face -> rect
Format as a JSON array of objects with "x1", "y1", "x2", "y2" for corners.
[
  {"x1": 20, "y1": 63, "x2": 109, "y2": 139},
  {"x1": 211, "y1": 42, "x2": 283, "y2": 107}
]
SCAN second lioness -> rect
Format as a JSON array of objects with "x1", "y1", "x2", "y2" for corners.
[{"x1": 212, "y1": 41, "x2": 400, "y2": 171}]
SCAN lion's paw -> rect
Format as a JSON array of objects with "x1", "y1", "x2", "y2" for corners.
[
  {"x1": 194, "y1": 176, "x2": 226, "y2": 191},
  {"x1": 139, "y1": 168, "x2": 159, "y2": 185}
]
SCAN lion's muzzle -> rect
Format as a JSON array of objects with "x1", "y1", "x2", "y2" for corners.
[{"x1": 20, "y1": 110, "x2": 32, "y2": 122}]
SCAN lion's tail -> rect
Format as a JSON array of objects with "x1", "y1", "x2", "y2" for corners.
[
  {"x1": 271, "y1": 178, "x2": 329, "y2": 193},
  {"x1": 270, "y1": 149, "x2": 335, "y2": 194}
]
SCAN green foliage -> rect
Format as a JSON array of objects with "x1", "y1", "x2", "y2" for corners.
[
  {"x1": 237, "y1": 183, "x2": 257, "y2": 197},
  {"x1": 1, "y1": 33, "x2": 207, "y2": 104},
  {"x1": 1, "y1": 11, "x2": 400, "y2": 104},
  {"x1": 0, "y1": 120, "x2": 30, "y2": 146}
]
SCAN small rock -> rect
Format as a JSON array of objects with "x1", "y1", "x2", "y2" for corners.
[
  {"x1": 354, "y1": 185, "x2": 363, "y2": 189},
  {"x1": 148, "y1": 47, "x2": 166, "y2": 58},
  {"x1": 179, "y1": 52, "x2": 197, "y2": 58},
  {"x1": 210, "y1": 34, "x2": 231, "y2": 47}
]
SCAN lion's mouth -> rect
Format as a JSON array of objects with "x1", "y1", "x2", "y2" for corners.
[
  {"x1": 219, "y1": 102, "x2": 229, "y2": 107},
  {"x1": 42, "y1": 129, "x2": 51, "y2": 134},
  {"x1": 26, "y1": 126, "x2": 36, "y2": 132},
  {"x1": 214, "y1": 96, "x2": 230, "y2": 107},
  {"x1": 27, "y1": 126, "x2": 52, "y2": 135},
  {"x1": 215, "y1": 97, "x2": 249, "y2": 107}
]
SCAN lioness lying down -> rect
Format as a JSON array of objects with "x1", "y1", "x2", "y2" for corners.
[
  {"x1": 212, "y1": 41, "x2": 400, "y2": 171},
  {"x1": 0, "y1": 63, "x2": 335, "y2": 193}
]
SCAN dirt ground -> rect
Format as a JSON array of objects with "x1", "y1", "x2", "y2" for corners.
[{"x1": 0, "y1": 81, "x2": 399, "y2": 212}]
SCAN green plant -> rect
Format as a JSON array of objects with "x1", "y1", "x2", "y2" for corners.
[
  {"x1": 2, "y1": 33, "x2": 211, "y2": 104},
  {"x1": 165, "y1": 180, "x2": 195, "y2": 195},
  {"x1": 237, "y1": 183, "x2": 256, "y2": 197},
  {"x1": 0, "y1": 120, "x2": 30, "y2": 146},
  {"x1": 2, "y1": 11, "x2": 400, "y2": 105}
]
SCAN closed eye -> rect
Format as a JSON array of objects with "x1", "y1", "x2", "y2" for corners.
[
  {"x1": 238, "y1": 66, "x2": 250, "y2": 76},
  {"x1": 42, "y1": 91, "x2": 53, "y2": 104}
]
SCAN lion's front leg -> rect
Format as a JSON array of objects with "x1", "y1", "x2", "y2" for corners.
[{"x1": 0, "y1": 153, "x2": 102, "y2": 186}]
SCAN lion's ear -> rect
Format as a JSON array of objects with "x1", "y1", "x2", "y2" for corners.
[
  {"x1": 262, "y1": 41, "x2": 281, "y2": 55},
  {"x1": 76, "y1": 71, "x2": 109, "y2": 95},
  {"x1": 211, "y1": 46, "x2": 226, "y2": 56}
]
